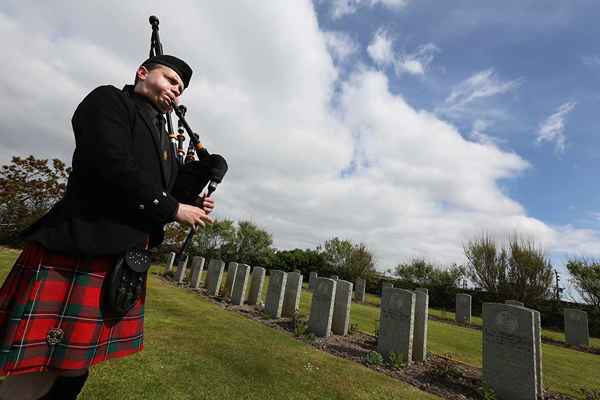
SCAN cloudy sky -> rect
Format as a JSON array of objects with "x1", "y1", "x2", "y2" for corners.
[{"x1": 2, "y1": 1, "x2": 600, "y2": 295}]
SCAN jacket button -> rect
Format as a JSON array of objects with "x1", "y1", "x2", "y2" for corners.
[
  {"x1": 162, "y1": 192, "x2": 167, "y2": 197},
  {"x1": 153, "y1": 199, "x2": 159, "y2": 205},
  {"x1": 138, "y1": 204, "x2": 145, "y2": 210}
]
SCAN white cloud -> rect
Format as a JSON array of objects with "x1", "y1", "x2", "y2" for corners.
[
  {"x1": 394, "y1": 43, "x2": 439, "y2": 76},
  {"x1": 367, "y1": 30, "x2": 438, "y2": 76},
  {"x1": 582, "y1": 55, "x2": 600, "y2": 67},
  {"x1": 536, "y1": 101, "x2": 576, "y2": 154},
  {"x1": 444, "y1": 69, "x2": 522, "y2": 113},
  {"x1": 323, "y1": 31, "x2": 358, "y2": 63},
  {"x1": 3, "y1": 1, "x2": 600, "y2": 275},
  {"x1": 468, "y1": 119, "x2": 503, "y2": 146},
  {"x1": 330, "y1": 0, "x2": 408, "y2": 19},
  {"x1": 367, "y1": 29, "x2": 394, "y2": 66}
]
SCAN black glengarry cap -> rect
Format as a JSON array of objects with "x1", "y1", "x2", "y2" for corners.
[{"x1": 142, "y1": 54, "x2": 193, "y2": 88}]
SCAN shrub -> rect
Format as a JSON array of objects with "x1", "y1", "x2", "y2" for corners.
[
  {"x1": 387, "y1": 352, "x2": 405, "y2": 369},
  {"x1": 579, "y1": 387, "x2": 600, "y2": 400},
  {"x1": 292, "y1": 312, "x2": 308, "y2": 337},
  {"x1": 364, "y1": 351, "x2": 384, "y2": 366}
]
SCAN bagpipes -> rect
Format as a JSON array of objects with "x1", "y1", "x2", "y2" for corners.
[{"x1": 148, "y1": 16, "x2": 228, "y2": 264}]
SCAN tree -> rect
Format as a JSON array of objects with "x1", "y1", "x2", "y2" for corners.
[
  {"x1": 270, "y1": 248, "x2": 326, "y2": 276},
  {"x1": 347, "y1": 242, "x2": 376, "y2": 281},
  {"x1": 320, "y1": 237, "x2": 353, "y2": 276},
  {"x1": 319, "y1": 238, "x2": 377, "y2": 282},
  {"x1": 463, "y1": 233, "x2": 554, "y2": 304},
  {"x1": 394, "y1": 258, "x2": 434, "y2": 285},
  {"x1": 463, "y1": 234, "x2": 506, "y2": 293},
  {"x1": 191, "y1": 219, "x2": 236, "y2": 261},
  {"x1": 505, "y1": 236, "x2": 554, "y2": 304},
  {"x1": 394, "y1": 258, "x2": 464, "y2": 287},
  {"x1": 221, "y1": 221, "x2": 274, "y2": 267},
  {"x1": 566, "y1": 258, "x2": 600, "y2": 309},
  {"x1": 0, "y1": 155, "x2": 71, "y2": 244}
]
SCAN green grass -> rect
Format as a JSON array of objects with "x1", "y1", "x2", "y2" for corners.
[
  {"x1": 427, "y1": 307, "x2": 600, "y2": 349},
  {"x1": 296, "y1": 283, "x2": 600, "y2": 399},
  {"x1": 0, "y1": 249, "x2": 436, "y2": 400}
]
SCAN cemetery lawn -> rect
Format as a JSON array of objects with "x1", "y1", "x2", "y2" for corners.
[
  {"x1": 362, "y1": 292, "x2": 600, "y2": 350},
  {"x1": 296, "y1": 285, "x2": 600, "y2": 399},
  {"x1": 0, "y1": 248, "x2": 437, "y2": 400}
]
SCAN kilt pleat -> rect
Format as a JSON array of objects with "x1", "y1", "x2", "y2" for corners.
[{"x1": 0, "y1": 242, "x2": 145, "y2": 376}]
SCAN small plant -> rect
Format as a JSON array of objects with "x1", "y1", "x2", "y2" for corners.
[
  {"x1": 218, "y1": 280, "x2": 228, "y2": 298},
  {"x1": 431, "y1": 358, "x2": 462, "y2": 381},
  {"x1": 163, "y1": 269, "x2": 175, "y2": 279},
  {"x1": 364, "y1": 351, "x2": 384, "y2": 366},
  {"x1": 386, "y1": 352, "x2": 405, "y2": 369},
  {"x1": 579, "y1": 387, "x2": 600, "y2": 400},
  {"x1": 348, "y1": 322, "x2": 359, "y2": 335},
  {"x1": 480, "y1": 381, "x2": 497, "y2": 400},
  {"x1": 292, "y1": 312, "x2": 308, "y2": 337}
]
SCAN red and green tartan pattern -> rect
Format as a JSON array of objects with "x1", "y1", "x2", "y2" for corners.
[{"x1": 0, "y1": 242, "x2": 145, "y2": 376}]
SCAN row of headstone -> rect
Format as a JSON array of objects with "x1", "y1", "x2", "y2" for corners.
[
  {"x1": 454, "y1": 294, "x2": 591, "y2": 348},
  {"x1": 482, "y1": 303, "x2": 543, "y2": 400},
  {"x1": 171, "y1": 258, "x2": 578, "y2": 400}
]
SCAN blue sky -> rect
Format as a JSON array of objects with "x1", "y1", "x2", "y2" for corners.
[{"x1": 316, "y1": 1, "x2": 600, "y2": 230}]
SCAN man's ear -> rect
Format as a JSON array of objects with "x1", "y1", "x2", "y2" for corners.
[{"x1": 136, "y1": 66, "x2": 149, "y2": 81}]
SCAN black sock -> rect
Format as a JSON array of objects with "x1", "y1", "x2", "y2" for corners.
[{"x1": 40, "y1": 371, "x2": 89, "y2": 400}]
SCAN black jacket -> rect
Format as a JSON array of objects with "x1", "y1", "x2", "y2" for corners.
[{"x1": 22, "y1": 85, "x2": 187, "y2": 256}]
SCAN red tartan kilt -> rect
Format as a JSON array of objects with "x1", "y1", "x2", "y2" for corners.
[{"x1": 0, "y1": 242, "x2": 145, "y2": 376}]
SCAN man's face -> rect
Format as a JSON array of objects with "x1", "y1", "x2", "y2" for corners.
[{"x1": 135, "y1": 65, "x2": 184, "y2": 113}]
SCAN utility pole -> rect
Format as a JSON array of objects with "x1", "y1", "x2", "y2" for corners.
[{"x1": 554, "y1": 270, "x2": 563, "y2": 304}]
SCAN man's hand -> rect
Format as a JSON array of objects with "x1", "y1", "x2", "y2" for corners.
[
  {"x1": 175, "y1": 203, "x2": 213, "y2": 228},
  {"x1": 194, "y1": 196, "x2": 215, "y2": 214}
]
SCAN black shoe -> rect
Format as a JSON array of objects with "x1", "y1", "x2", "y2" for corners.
[{"x1": 39, "y1": 371, "x2": 89, "y2": 400}]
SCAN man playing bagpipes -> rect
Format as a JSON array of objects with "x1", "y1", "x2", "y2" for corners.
[{"x1": 0, "y1": 54, "x2": 217, "y2": 399}]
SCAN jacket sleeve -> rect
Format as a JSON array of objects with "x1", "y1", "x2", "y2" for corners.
[{"x1": 72, "y1": 85, "x2": 179, "y2": 225}]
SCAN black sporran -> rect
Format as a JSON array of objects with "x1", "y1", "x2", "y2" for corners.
[{"x1": 104, "y1": 248, "x2": 151, "y2": 316}]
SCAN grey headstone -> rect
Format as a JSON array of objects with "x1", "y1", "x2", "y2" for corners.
[
  {"x1": 482, "y1": 303, "x2": 539, "y2": 400},
  {"x1": 533, "y1": 310, "x2": 543, "y2": 398},
  {"x1": 247, "y1": 267, "x2": 266, "y2": 306},
  {"x1": 456, "y1": 294, "x2": 472, "y2": 324},
  {"x1": 416, "y1": 288, "x2": 428, "y2": 295},
  {"x1": 377, "y1": 288, "x2": 415, "y2": 364},
  {"x1": 505, "y1": 299, "x2": 525, "y2": 307},
  {"x1": 282, "y1": 271, "x2": 303, "y2": 317},
  {"x1": 309, "y1": 271, "x2": 318, "y2": 290},
  {"x1": 166, "y1": 252, "x2": 176, "y2": 272},
  {"x1": 231, "y1": 264, "x2": 250, "y2": 306},
  {"x1": 224, "y1": 262, "x2": 239, "y2": 297},
  {"x1": 189, "y1": 256, "x2": 205, "y2": 289},
  {"x1": 413, "y1": 289, "x2": 428, "y2": 362},
  {"x1": 174, "y1": 255, "x2": 189, "y2": 285},
  {"x1": 382, "y1": 281, "x2": 394, "y2": 289},
  {"x1": 354, "y1": 278, "x2": 366, "y2": 303},
  {"x1": 308, "y1": 278, "x2": 337, "y2": 337},
  {"x1": 564, "y1": 308, "x2": 589, "y2": 347},
  {"x1": 264, "y1": 270, "x2": 287, "y2": 318},
  {"x1": 331, "y1": 275, "x2": 339, "y2": 280},
  {"x1": 205, "y1": 259, "x2": 225, "y2": 296},
  {"x1": 332, "y1": 280, "x2": 353, "y2": 336}
]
